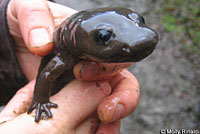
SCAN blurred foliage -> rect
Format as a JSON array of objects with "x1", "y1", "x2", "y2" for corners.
[{"x1": 161, "y1": 0, "x2": 200, "y2": 57}]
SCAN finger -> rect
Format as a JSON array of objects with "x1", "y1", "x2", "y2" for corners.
[
  {"x1": 9, "y1": 0, "x2": 54, "y2": 56},
  {"x1": 49, "y1": 80, "x2": 112, "y2": 130},
  {"x1": 0, "y1": 80, "x2": 35, "y2": 121},
  {"x1": 0, "y1": 80, "x2": 112, "y2": 133},
  {"x1": 73, "y1": 61, "x2": 131, "y2": 80},
  {"x1": 97, "y1": 70, "x2": 140, "y2": 123},
  {"x1": 47, "y1": 1, "x2": 77, "y2": 26},
  {"x1": 95, "y1": 120, "x2": 120, "y2": 134},
  {"x1": 76, "y1": 113, "x2": 99, "y2": 134}
]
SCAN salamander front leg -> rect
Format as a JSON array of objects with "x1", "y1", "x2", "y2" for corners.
[
  {"x1": 27, "y1": 54, "x2": 69, "y2": 122},
  {"x1": 27, "y1": 99, "x2": 58, "y2": 122}
]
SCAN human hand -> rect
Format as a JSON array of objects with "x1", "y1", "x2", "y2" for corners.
[
  {"x1": 0, "y1": 79, "x2": 117, "y2": 134},
  {"x1": 74, "y1": 63, "x2": 140, "y2": 133},
  {"x1": 6, "y1": 0, "x2": 140, "y2": 133},
  {"x1": 7, "y1": 0, "x2": 77, "y2": 81},
  {"x1": 0, "y1": 69, "x2": 139, "y2": 134}
]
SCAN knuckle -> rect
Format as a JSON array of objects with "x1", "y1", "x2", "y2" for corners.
[
  {"x1": 96, "y1": 81, "x2": 112, "y2": 96},
  {"x1": 15, "y1": 0, "x2": 49, "y2": 17}
]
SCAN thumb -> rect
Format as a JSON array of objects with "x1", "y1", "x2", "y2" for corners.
[
  {"x1": 9, "y1": 0, "x2": 54, "y2": 56},
  {"x1": 0, "y1": 81, "x2": 35, "y2": 122}
]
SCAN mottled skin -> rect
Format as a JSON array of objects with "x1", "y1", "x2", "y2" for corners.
[{"x1": 27, "y1": 7, "x2": 159, "y2": 122}]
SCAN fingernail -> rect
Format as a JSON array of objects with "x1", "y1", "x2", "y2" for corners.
[
  {"x1": 75, "y1": 61, "x2": 99, "y2": 79},
  {"x1": 29, "y1": 28, "x2": 50, "y2": 47},
  {"x1": 111, "y1": 104, "x2": 125, "y2": 122}
]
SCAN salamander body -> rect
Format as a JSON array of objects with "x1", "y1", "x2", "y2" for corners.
[{"x1": 27, "y1": 7, "x2": 159, "y2": 122}]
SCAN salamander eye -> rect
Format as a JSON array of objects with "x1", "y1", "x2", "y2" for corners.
[
  {"x1": 95, "y1": 29, "x2": 113, "y2": 45},
  {"x1": 139, "y1": 16, "x2": 145, "y2": 24}
]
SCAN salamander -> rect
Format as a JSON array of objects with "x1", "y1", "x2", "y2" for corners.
[{"x1": 27, "y1": 7, "x2": 159, "y2": 122}]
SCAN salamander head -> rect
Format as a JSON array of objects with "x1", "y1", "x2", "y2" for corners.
[{"x1": 64, "y1": 7, "x2": 159, "y2": 62}]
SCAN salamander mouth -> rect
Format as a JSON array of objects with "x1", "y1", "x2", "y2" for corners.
[
  {"x1": 80, "y1": 44, "x2": 155, "y2": 63},
  {"x1": 79, "y1": 54, "x2": 134, "y2": 63},
  {"x1": 80, "y1": 39, "x2": 157, "y2": 63},
  {"x1": 104, "y1": 40, "x2": 157, "y2": 63}
]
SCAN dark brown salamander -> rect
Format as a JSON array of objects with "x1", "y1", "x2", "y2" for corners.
[{"x1": 27, "y1": 7, "x2": 159, "y2": 122}]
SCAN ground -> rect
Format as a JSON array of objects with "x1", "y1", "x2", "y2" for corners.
[{"x1": 55, "y1": 0, "x2": 200, "y2": 133}]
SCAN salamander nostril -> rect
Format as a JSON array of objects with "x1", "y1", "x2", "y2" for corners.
[
  {"x1": 152, "y1": 33, "x2": 159, "y2": 45},
  {"x1": 139, "y1": 15, "x2": 145, "y2": 24}
]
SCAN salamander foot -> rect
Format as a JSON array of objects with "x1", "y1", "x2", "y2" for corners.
[{"x1": 27, "y1": 100, "x2": 58, "y2": 122}]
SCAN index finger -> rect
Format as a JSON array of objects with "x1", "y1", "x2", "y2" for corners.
[{"x1": 73, "y1": 61, "x2": 132, "y2": 80}]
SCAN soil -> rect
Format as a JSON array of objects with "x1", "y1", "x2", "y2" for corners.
[{"x1": 55, "y1": 0, "x2": 200, "y2": 133}]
